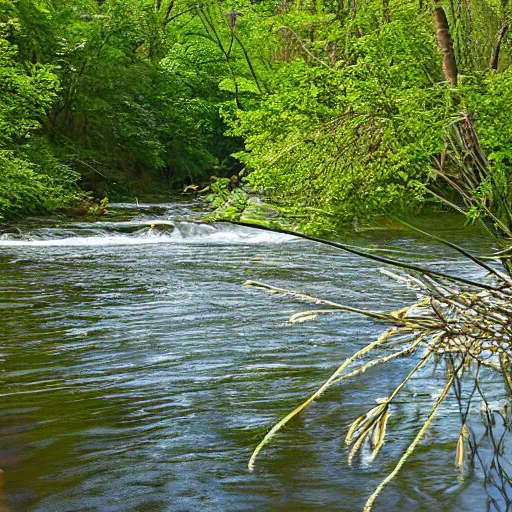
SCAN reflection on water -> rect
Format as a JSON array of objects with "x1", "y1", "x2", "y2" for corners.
[{"x1": 0, "y1": 204, "x2": 508, "y2": 511}]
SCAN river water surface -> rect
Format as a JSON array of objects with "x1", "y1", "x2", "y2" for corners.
[{"x1": 0, "y1": 203, "x2": 508, "y2": 511}]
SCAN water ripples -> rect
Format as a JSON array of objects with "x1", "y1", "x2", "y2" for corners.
[{"x1": 0, "y1": 207, "x2": 502, "y2": 511}]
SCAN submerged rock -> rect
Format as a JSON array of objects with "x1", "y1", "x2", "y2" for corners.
[
  {"x1": 94, "y1": 220, "x2": 175, "y2": 234},
  {"x1": 0, "y1": 225, "x2": 23, "y2": 238}
]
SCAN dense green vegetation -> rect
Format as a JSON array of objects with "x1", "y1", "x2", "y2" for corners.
[
  {"x1": 0, "y1": 0, "x2": 259, "y2": 216},
  {"x1": 228, "y1": 1, "x2": 512, "y2": 234},
  {"x1": 1, "y1": 0, "x2": 512, "y2": 229}
]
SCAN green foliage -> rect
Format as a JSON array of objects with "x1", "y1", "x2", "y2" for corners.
[
  {"x1": 229, "y1": 7, "x2": 452, "y2": 233},
  {"x1": 42, "y1": 0, "x2": 265, "y2": 194},
  {"x1": 204, "y1": 177, "x2": 249, "y2": 220},
  {"x1": 448, "y1": 70, "x2": 512, "y2": 234},
  {"x1": 0, "y1": 4, "x2": 81, "y2": 218},
  {"x1": 2, "y1": 0, "x2": 512, "y2": 226},
  {"x1": 1, "y1": 0, "x2": 262, "y2": 211},
  {"x1": 460, "y1": 71, "x2": 512, "y2": 169},
  {"x1": 223, "y1": 0, "x2": 512, "y2": 234},
  {"x1": 0, "y1": 149, "x2": 80, "y2": 217},
  {"x1": 0, "y1": 30, "x2": 59, "y2": 145}
]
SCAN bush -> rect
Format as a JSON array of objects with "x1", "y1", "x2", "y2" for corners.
[{"x1": 0, "y1": 149, "x2": 81, "y2": 218}]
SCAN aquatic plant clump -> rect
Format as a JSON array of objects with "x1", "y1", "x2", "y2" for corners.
[{"x1": 235, "y1": 222, "x2": 512, "y2": 511}]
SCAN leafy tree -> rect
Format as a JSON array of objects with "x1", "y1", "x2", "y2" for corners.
[
  {"x1": 0, "y1": 1, "x2": 80, "y2": 217},
  {"x1": 225, "y1": 0, "x2": 512, "y2": 233},
  {"x1": 2, "y1": 0, "x2": 512, "y2": 224}
]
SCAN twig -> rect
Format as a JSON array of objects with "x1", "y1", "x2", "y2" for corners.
[
  {"x1": 244, "y1": 280, "x2": 399, "y2": 323},
  {"x1": 363, "y1": 375, "x2": 454, "y2": 511},
  {"x1": 219, "y1": 220, "x2": 502, "y2": 291}
]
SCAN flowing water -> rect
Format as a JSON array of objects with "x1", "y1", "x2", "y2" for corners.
[{"x1": 0, "y1": 203, "x2": 508, "y2": 511}]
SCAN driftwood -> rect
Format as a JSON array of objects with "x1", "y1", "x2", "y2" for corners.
[{"x1": 92, "y1": 220, "x2": 175, "y2": 233}]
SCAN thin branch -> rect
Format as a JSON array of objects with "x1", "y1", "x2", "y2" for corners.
[
  {"x1": 218, "y1": 220, "x2": 503, "y2": 292},
  {"x1": 248, "y1": 335, "x2": 386, "y2": 472},
  {"x1": 391, "y1": 217, "x2": 512, "y2": 285},
  {"x1": 278, "y1": 26, "x2": 332, "y2": 69},
  {"x1": 363, "y1": 375, "x2": 454, "y2": 511},
  {"x1": 244, "y1": 280, "x2": 401, "y2": 323}
]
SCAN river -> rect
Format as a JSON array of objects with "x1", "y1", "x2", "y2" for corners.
[{"x1": 0, "y1": 202, "x2": 508, "y2": 511}]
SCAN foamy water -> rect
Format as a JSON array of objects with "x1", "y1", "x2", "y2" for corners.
[{"x1": 0, "y1": 222, "x2": 295, "y2": 247}]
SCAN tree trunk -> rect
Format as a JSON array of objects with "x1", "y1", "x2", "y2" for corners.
[
  {"x1": 433, "y1": 0, "x2": 458, "y2": 86},
  {"x1": 490, "y1": 23, "x2": 509, "y2": 70},
  {"x1": 383, "y1": 0, "x2": 390, "y2": 22}
]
